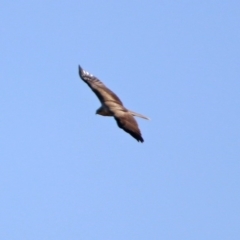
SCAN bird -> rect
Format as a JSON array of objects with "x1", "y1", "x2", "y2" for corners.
[{"x1": 78, "y1": 65, "x2": 149, "y2": 142}]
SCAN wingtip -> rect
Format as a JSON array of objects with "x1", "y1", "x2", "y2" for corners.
[
  {"x1": 78, "y1": 65, "x2": 82, "y2": 72},
  {"x1": 138, "y1": 136, "x2": 144, "y2": 143},
  {"x1": 78, "y1": 65, "x2": 83, "y2": 78}
]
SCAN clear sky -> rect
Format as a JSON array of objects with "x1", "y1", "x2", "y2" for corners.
[{"x1": 1, "y1": 1, "x2": 239, "y2": 239}]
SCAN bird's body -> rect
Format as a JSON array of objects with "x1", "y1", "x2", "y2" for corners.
[{"x1": 78, "y1": 65, "x2": 149, "y2": 142}]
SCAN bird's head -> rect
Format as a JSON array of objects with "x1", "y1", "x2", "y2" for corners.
[{"x1": 96, "y1": 106, "x2": 111, "y2": 116}]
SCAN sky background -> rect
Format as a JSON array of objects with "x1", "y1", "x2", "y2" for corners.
[{"x1": 1, "y1": 1, "x2": 240, "y2": 239}]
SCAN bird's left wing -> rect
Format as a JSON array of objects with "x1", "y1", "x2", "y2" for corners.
[{"x1": 78, "y1": 65, "x2": 123, "y2": 105}]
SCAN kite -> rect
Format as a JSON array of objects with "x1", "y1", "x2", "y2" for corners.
[{"x1": 78, "y1": 65, "x2": 149, "y2": 142}]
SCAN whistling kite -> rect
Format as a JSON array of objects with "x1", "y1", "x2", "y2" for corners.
[{"x1": 78, "y1": 65, "x2": 149, "y2": 142}]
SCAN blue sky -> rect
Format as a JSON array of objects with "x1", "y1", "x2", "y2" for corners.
[{"x1": 1, "y1": 1, "x2": 239, "y2": 239}]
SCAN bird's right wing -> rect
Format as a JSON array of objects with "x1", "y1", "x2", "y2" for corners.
[{"x1": 114, "y1": 111, "x2": 144, "y2": 142}]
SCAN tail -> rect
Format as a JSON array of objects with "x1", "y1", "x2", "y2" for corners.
[{"x1": 129, "y1": 110, "x2": 150, "y2": 120}]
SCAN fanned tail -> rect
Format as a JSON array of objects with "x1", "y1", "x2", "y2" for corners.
[{"x1": 129, "y1": 110, "x2": 150, "y2": 120}]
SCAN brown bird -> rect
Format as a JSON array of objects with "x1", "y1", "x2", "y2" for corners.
[{"x1": 78, "y1": 65, "x2": 149, "y2": 142}]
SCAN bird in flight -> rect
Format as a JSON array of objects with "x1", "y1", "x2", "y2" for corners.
[{"x1": 78, "y1": 65, "x2": 149, "y2": 142}]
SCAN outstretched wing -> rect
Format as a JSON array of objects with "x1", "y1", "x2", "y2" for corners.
[
  {"x1": 78, "y1": 65, "x2": 123, "y2": 105},
  {"x1": 114, "y1": 112, "x2": 144, "y2": 142}
]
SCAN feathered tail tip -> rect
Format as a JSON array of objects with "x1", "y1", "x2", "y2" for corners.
[{"x1": 129, "y1": 111, "x2": 150, "y2": 120}]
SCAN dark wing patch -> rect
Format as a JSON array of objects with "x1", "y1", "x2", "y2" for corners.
[
  {"x1": 78, "y1": 65, "x2": 123, "y2": 105},
  {"x1": 114, "y1": 113, "x2": 144, "y2": 142}
]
